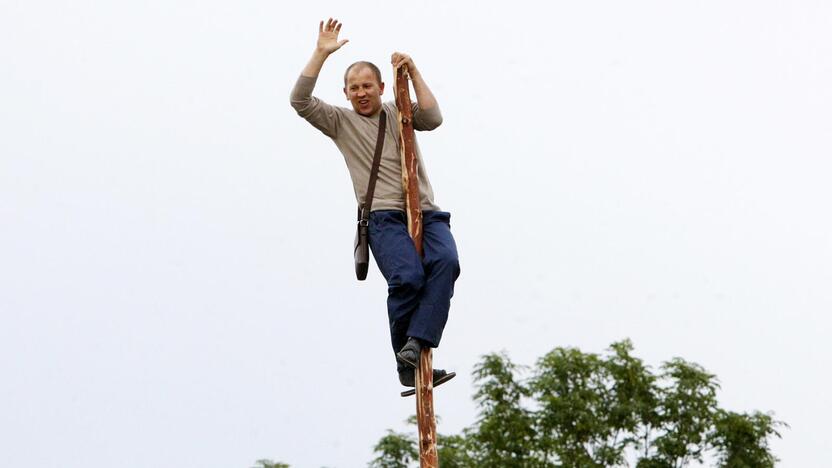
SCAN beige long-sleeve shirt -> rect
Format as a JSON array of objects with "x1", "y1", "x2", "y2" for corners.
[{"x1": 290, "y1": 75, "x2": 442, "y2": 212}]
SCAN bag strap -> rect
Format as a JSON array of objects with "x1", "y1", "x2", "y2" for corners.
[{"x1": 360, "y1": 109, "x2": 387, "y2": 224}]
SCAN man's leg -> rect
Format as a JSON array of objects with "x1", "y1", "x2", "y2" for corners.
[
  {"x1": 368, "y1": 210, "x2": 425, "y2": 356},
  {"x1": 406, "y1": 211, "x2": 460, "y2": 348}
]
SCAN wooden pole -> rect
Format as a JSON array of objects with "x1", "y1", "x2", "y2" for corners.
[
  {"x1": 395, "y1": 64, "x2": 438, "y2": 468},
  {"x1": 395, "y1": 65, "x2": 424, "y2": 256},
  {"x1": 415, "y1": 346, "x2": 438, "y2": 467}
]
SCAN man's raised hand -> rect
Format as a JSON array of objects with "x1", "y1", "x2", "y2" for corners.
[
  {"x1": 299, "y1": 18, "x2": 345, "y2": 77},
  {"x1": 392, "y1": 52, "x2": 416, "y2": 73},
  {"x1": 317, "y1": 18, "x2": 349, "y2": 55}
]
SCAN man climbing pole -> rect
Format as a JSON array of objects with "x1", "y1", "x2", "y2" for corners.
[{"x1": 290, "y1": 18, "x2": 460, "y2": 394}]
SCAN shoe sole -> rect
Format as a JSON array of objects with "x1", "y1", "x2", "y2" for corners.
[{"x1": 400, "y1": 371, "x2": 456, "y2": 397}]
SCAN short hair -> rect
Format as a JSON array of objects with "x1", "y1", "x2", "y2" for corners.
[{"x1": 343, "y1": 61, "x2": 383, "y2": 87}]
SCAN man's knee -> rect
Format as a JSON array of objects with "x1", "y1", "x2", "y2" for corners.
[
  {"x1": 428, "y1": 249, "x2": 460, "y2": 277},
  {"x1": 389, "y1": 268, "x2": 425, "y2": 294}
]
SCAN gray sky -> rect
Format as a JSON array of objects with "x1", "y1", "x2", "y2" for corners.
[{"x1": 2, "y1": 1, "x2": 830, "y2": 467}]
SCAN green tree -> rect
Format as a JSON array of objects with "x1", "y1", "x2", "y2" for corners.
[
  {"x1": 437, "y1": 433, "x2": 475, "y2": 468},
  {"x1": 639, "y1": 359, "x2": 719, "y2": 467},
  {"x1": 370, "y1": 340, "x2": 784, "y2": 467},
  {"x1": 369, "y1": 430, "x2": 419, "y2": 468},
  {"x1": 469, "y1": 352, "x2": 538, "y2": 467},
  {"x1": 253, "y1": 460, "x2": 290, "y2": 468},
  {"x1": 527, "y1": 340, "x2": 666, "y2": 467},
  {"x1": 710, "y1": 410, "x2": 785, "y2": 468},
  {"x1": 605, "y1": 340, "x2": 661, "y2": 463}
]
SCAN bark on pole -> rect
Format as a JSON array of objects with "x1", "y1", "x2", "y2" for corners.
[
  {"x1": 395, "y1": 64, "x2": 438, "y2": 468},
  {"x1": 395, "y1": 66, "x2": 424, "y2": 256}
]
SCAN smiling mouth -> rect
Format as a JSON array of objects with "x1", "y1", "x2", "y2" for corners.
[{"x1": 359, "y1": 99, "x2": 369, "y2": 106}]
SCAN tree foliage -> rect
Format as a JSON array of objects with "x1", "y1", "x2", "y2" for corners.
[
  {"x1": 469, "y1": 352, "x2": 538, "y2": 467},
  {"x1": 369, "y1": 430, "x2": 419, "y2": 468},
  {"x1": 710, "y1": 410, "x2": 783, "y2": 468},
  {"x1": 371, "y1": 340, "x2": 784, "y2": 467},
  {"x1": 253, "y1": 460, "x2": 290, "y2": 468}
]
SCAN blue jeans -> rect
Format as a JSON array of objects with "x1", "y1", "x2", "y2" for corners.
[{"x1": 368, "y1": 210, "x2": 461, "y2": 359}]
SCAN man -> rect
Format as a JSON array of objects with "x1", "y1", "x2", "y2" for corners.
[{"x1": 290, "y1": 18, "x2": 460, "y2": 391}]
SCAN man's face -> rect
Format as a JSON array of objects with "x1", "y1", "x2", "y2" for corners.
[{"x1": 344, "y1": 66, "x2": 384, "y2": 117}]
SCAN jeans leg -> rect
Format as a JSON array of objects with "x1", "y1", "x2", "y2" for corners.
[
  {"x1": 369, "y1": 211, "x2": 425, "y2": 355},
  {"x1": 406, "y1": 211, "x2": 460, "y2": 348}
]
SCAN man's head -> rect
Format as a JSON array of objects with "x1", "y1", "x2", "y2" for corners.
[{"x1": 343, "y1": 61, "x2": 384, "y2": 117}]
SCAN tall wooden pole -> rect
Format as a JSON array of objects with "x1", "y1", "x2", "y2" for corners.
[
  {"x1": 395, "y1": 64, "x2": 438, "y2": 468},
  {"x1": 395, "y1": 65, "x2": 424, "y2": 256}
]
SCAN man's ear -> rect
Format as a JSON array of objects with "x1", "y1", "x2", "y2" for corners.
[
  {"x1": 379, "y1": 82, "x2": 385, "y2": 95},
  {"x1": 343, "y1": 87, "x2": 348, "y2": 100}
]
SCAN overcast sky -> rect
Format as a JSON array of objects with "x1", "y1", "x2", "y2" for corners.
[{"x1": 2, "y1": 1, "x2": 830, "y2": 467}]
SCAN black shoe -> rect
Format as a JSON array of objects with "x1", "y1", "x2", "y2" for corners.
[
  {"x1": 398, "y1": 368, "x2": 455, "y2": 387},
  {"x1": 396, "y1": 337, "x2": 422, "y2": 368},
  {"x1": 399, "y1": 369, "x2": 456, "y2": 397}
]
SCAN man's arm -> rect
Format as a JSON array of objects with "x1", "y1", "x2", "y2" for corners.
[
  {"x1": 290, "y1": 19, "x2": 349, "y2": 137},
  {"x1": 392, "y1": 52, "x2": 442, "y2": 130}
]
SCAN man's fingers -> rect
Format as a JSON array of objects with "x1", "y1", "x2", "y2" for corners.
[
  {"x1": 320, "y1": 18, "x2": 344, "y2": 35},
  {"x1": 391, "y1": 52, "x2": 412, "y2": 68},
  {"x1": 326, "y1": 17, "x2": 341, "y2": 32}
]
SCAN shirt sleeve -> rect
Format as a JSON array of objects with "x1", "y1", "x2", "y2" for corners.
[
  {"x1": 411, "y1": 101, "x2": 443, "y2": 131},
  {"x1": 290, "y1": 75, "x2": 341, "y2": 138}
]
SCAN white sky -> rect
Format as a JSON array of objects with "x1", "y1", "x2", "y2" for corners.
[{"x1": 2, "y1": 1, "x2": 830, "y2": 467}]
